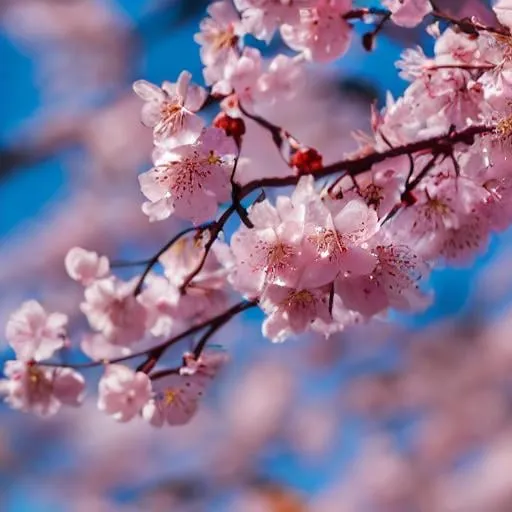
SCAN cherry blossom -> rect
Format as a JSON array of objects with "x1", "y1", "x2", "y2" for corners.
[
  {"x1": 5, "y1": 300, "x2": 68, "y2": 362},
  {"x1": 280, "y1": 0, "x2": 353, "y2": 62},
  {"x1": 230, "y1": 198, "x2": 304, "y2": 296},
  {"x1": 233, "y1": 0, "x2": 314, "y2": 42},
  {"x1": 256, "y1": 54, "x2": 304, "y2": 105},
  {"x1": 133, "y1": 71, "x2": 207, "y2": 147},
  {"x1": 65, "y1": 247, "x2": 110, "y2": 286},
  {"x1": 80, "y1": 277, "x2": 147, "y2": 345},
  {"x1": 383, "y1": 0, "x2": 432, "y2": 28},
  {"x1": 6, "y1": 0, "x2": 512, "y2": 438},
  {"x1": 494, "y1": 0, "x2": 512, "y2": 29},
  {"x1": 212, "y1": 47, "x2": 262, "y2": 104},
  {"x1": 195, "y1": 0, "x2": 245, "y2": 86},
  {"x1": 142, "y1": 373, "x2": 201, "y2": 427},
  {"x1": 138, "y1": 127, "x2": 236, "y2": 223},
  {"x1": 0, "y1": 361, "x2": 85, "y2": 417},
  {"x1": 98, "y1": 365, "x2": 152, "y2": 422},
  {"x1": 261, "y1": 283, "x2": 333, "y2": 341}
]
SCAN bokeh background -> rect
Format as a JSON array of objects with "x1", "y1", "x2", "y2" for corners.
[{"x1": 4, "y1": 1, "x2": 512, "y2": 511}]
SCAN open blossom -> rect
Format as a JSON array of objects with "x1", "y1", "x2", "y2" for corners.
[
  {"x1": 234, "y1": 0, "x2": 314, "y2": 42},
  {"x1": 337, "y1": 242, "x2": 430, "y2": 317},
  {"x1": 142, "y1": 373, "x2": 200, "y2": 427},
  {"x1": 98, "y1": 365, "x2": 152, "y2": 422},
  {"x1": 143, "y1": 350, "x2": 228, "y2": 427},
  {"x1": 261, "y1": 283, "x2": 333, "y2": 342},
  {"x1": 80, "y1": 277, "x2": 147, "y2": 346},
  {"x1": 212, "y1": 47, "x2": 262, "y2": 103},
  {"x1": 494, "y1": 0, "x2": 512, "y2": 29},
  {"x1": 383, "y1": 0, "x2": 432, "y2": 28},
  {"x1": 180, "y1": 349, "x2": 230, "y2": 379},
  {"x1": 0, "y1": 361, "x2": 85, "y2": 417},
  {"x1": 65, "y1": 247, "x2": 109, "y2": 286},
  {"x1": 139, "y1": 127, "x2": 236, "y2": 223},
  {"x1": 195, "y1": 0, "x2": 244, "y2": 86},
  {"x1": 6, "y1": 300, "x2": 68, "y2": 362},
  {"x1": 230, "y1": 199, "x2": 304, "y2": 296},
  {"x1": 256, "y1": 54, "x2": 304, "y2": 105},
  {"x1": 133, "y1": 71, "x2": 207, "y2": 147},
  {"x1": 280, "y1": 0, "x2": 353, "y2": 62}
]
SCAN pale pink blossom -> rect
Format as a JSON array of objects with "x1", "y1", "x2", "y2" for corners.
[
  {"x1": 383, "y1": 0, "x2": 432, "y2": 28},
  {"x1": 195, "y1": 0, "x2": 245, "y2": 86},
  {"x1": 133, "y1": 71, "x2": 207, "y2": 147},
  {"x1": 494, "y1": 0, "x2": 512, "y2": 29},
  {"x1": 213, "y1": 47, "x2": 262, "y2": 104},
  {"x1": 65, "y1": 247, "x2": 110, "y2": 285},
  {"x1": 261, "y1": 283, "x2": 332, "y2": 341},
  {"x1": 98, "y1": 364, "x2": 152, "y2": 422},
  {"x1": 337, "y1": 242, "x2": 430, "y2": 317},
  {"x1": 80, "y1": 332, "x2": 132, "y2": 361},
  {"x1": 180, "y1": 349, "x2": 229, "y2": 379},
  {"x1": 142, "y1": 373, "x2": 200, "y2": 427},
  {"x1": 80, "y1": 277, "x2": 147, "y2": 345},
  {"x1": 143, "y1": 350, "x2": 228, "y2": 426},
  {"x1": 0, "y1": 361, "x2": 85, "y2": 417},
  {"x1": 233, "y1": 0, "x2": 315, "y2": 42},
  {"x1": 396, "y1": 46, "x2": 433, "y2": 81},
  {"x1": 280, "y1": 0, "x2": 353, "y2": 62},
  {"x1": 299, "y1": 196, "x2": 379, "y2": 287},
  {"x1": 5, "y1": 300, "x2": 68, "y2": 362},
  {"x1": 138, "y1": 127, "x2": 236, "y2": 223},
  {"x1": 230, "y1": 199, "x2": 304, "y2": 296},
  {"x1": 256, "y1": 54, "x2": 304, "y2": 105}
]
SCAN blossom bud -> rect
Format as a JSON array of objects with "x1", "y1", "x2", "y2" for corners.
[
  {"x1": 291, "y1": 148, "x2": 323, "y2": 174},
  {"x1": 214, "y1": 112, "x2": 246, "y2": 142}
]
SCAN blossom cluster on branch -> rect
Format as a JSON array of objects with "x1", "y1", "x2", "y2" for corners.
[{"x1": 3, "y1": 0, "x2": 512, "y2": 427}]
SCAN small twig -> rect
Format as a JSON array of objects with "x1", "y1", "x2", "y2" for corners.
[
  {"x1": 430, "y1": 4, "x2": 510, "y2": 37},
  {"x1": 179, "y1": 204, "x2": 237, "y2": 293},
  {"x1": 110, "y1": 259, "x2": 151, "y2": 268},
  {"x1": 133, "y1": 223, "x2": 214, "y2": 296},
  {"x1": 40, "y1": 300, "x2": 257, "y2": 370},
  {"x1": 239, "y1": 124, "x2": 494, "y2": 198}
]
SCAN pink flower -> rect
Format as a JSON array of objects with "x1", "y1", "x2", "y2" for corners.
[
  {"x1": 230, "y1": 199, "x2": 304, "y2": 296},
  {"x1": 65, "y1": 247, "x2": 109, "y2": 286},
  {"x1": 0, "y1": 361, "x2": 85, "y2": 417},
  {"x1": 494, "y1": 0, "x2": 512, "y2": 29},
  {"x1": 133, "y1": 71, "x2": 207, "y2": 147},
  {"x1": 80, "y1": 333, "x2": 132, "y2": 361},
  {"x1": 337, "y1": 242, "x2": 430, "y2": 317},
  {"x1": 396, "y1": 46, "x2": 433, "y2": 81},
  {"x1": 299, "y1": 196, "x2": 379, "y2": 288},
  {"x1": 261, "y1": 283, "x2": 333, "y2": 342},
  {"x1": 256, "y1": 54, "x2": 304, "y2": 105},
  {"x1": 97, "y1": 364, "x2": 152, "y2": 422},
  {"x1": 383, "y1": 0, "x2": 432, "y2": 28},
  {"x1": 138, "y1": 127, "x2": 236, "y2": 223},
  {"x1": 212, "y1": 47, "x2": 262, "y2": 103},
  {"x1": 80, "y1": 277, "x2": 147, "y2": 346},
  {"x1": 233, "y1": 0, "x2": 314, "y2": 42},
  {"x1": 5, "y1": 300, "x2": 68, "y2": 362},
  {"x1": 142, "y1": 373, "x2": 200, "y2": 427},
  {"x1": 143, "y1": 349, "x2": 228, "y2": 427},
  {"x1": 280, "y1": 0, "x2": 353, "y2": 62},
  {"x1": 180, "y1": 349, "x2": 229, "y2": 379},
  {"x1": 195, "y1": 0, "x2": 244, "y2": 86}
]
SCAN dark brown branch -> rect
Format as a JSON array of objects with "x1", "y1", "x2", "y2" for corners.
[
  {"x1": 133, "y1": 222, "x2": 214, "y2": 296},
  {"x1": 41, "y1": 300, "x2": 257, "y2": 370},
  {"x1": 238, "y1": 124, "x2": 494, "y2": 198},
  {"x1": 179, "y1": 203, "x2": 237, "y2": 293},
  {"x1": 430, "y1": 4, "x2": 510, "y2": 37}
]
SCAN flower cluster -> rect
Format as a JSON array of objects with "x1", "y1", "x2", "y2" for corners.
[{"x1": 3, "y1": 0, "x2": 512, "y2": 425}]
